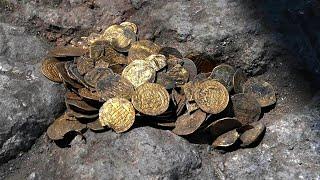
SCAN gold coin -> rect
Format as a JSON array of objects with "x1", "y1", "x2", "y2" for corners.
[
  {"x1": 41, "y1": 57, "x2": 63, "y2": 82},
  {"x1": 231, "y1": 93, "x2": 261, "y2": 125},
  {"x1": 104, "y1": 45, "x2": 128, "y2": 65},
  {"x1": 132, "y1": 83, "x2": 170, "y2": 116},
  {"x1": 48, "y1": 46, "x2": 87, "y2": 57},
  {"x1": 206, "y1": 117, "x2": 242, "y2": 138},
  {"x1": 243, "y1": 78, "x2": 276, "y2": 107},
  {"x1": 156, "y1": 71, "x2": 176, "y2": 89},
  {"x1": 144, "y1": 54, "x2": 167, "y2": 71},
  {"x1": 122, "y1": 60, "x2": 156, "y2": 88},
  {"x1": 84, "y1": 68, "x2": 114, "y2": 88},
  {"x1": 89, "y1": 40, "x2": 107, "y2": 58},
  {"x1": 172, "y1": 109, "x2": 206, "y2": 136},
  {"x1": 181, "y1": 58, "x2": 197, "y2": 81},
  {"x1": 78, "y1": 88, "x2": 101, "y2": 101},
  {"x1": 96, "y1": 73, "x2": 134, "y2": 101},
  {"x1": 233, "y1": 69, "x2": 247, "y2": 93},
  {"x1": 46, "y1": 113, "x2": 86, "y2": 140},
  {"x1": 76, "y1": 57, "x2": 94, "y2": 75},
  {"x1": 65, "y1": 91, "x2": 82, "y2": 101},
  {"x1": 240, "y1": 121, "x2": 266, "y2": 147},
  {"x1": 120, "y1": 21, "x2": 138, "y2": 34},
  {"x1": 194, "y1": 79, "x2": 229, "y2": 114},
  {"x1": 127, "y1": 40, "x2": 161, "y2": 63},
  {"x1": 66, "y1": 61, "x2": 90, "y2": 88},
  {"x1": 65, "y1": 93, "x2": 98, "y2": 112},
  {"x1": 99, "y1": 98, "x2": 135, "y2": 133},
  {"x1": 167, "y1": 64, "x2": 189, "y2": 86},
  {"x1": 212, "y1": 129, "x2": 239, "y2": 148},
  {"x1": 210, "y1": 64, "x2": 235, "y2": 92},
  {"x1": 66, "y1": 108, "x2": 99, "y2": 119}
]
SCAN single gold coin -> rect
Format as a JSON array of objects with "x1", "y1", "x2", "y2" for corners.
[
  {"x1": 212, "y1": 129, "x2": 240, "y2": 148},
  {"x1": 233, "y1": 69, "x2": 247, "y2": 93},
  {"x1": 144, "y1": 54, "x2": 167, "y2": 71},
  {"x1": 132, "y1": 83, "x2": 170, "y2": 116},
  {"x1": 210, "y1": 64, "x2": 235, "y2": 92},
  {"x1": 243, "y1": 78, "x2": 276, "y2": 107},
  {"x1": 206, "y1": 117, "x2": 242, "y2": 138},
  {"x1": 122, "y1": 60, "x2": 156, "y2": 88},
  {"x1": 240, "y1": 121, "x2": 266, "y2": 147},
  {"x1": 172, "y1": 109, "x2": 206, "y2": 136},
  {"x1": 41, "y1": 57, "x2": 63, "y2": 82},
  {"x1": 48, "y1": 46, "x2": 87, "y2": 57},
  {"x1": 120, "y1": 21, "x2": 138, "y2": 34},
  {"x1": 194, "y1": 79, "x2": 229, "y2": 114},
  {"x1": 99, "y1": 98, "x2": 135, "y2": 133},
  {"x1": 127, "y1": 40, "x2": 161, "y2": 63}
]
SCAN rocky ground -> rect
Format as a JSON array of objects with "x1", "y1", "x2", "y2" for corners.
[{"x1": 0, "y1": 0, "x2": 319, "y2": 179}]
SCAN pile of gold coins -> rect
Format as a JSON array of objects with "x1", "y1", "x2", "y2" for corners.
[{"x1": 42, "y1": 22, "x2": 276, "y2": 149}]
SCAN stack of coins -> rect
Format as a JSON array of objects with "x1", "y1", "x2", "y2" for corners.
[{"x1": 42, "y1": 22, "x2": 276, "y2": 149}]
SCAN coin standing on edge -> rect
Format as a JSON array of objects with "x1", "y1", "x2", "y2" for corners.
[
  {"x1": 172, "y1": 109, "x2": 206, "y2": 136},
  {"x1": 210, "y1": 64, "x2": 235, "y2": 92},
  {"x1": 233, "y1": 69, "x2": 247, "y2": 93},
  {"x1": 41, "y1": 57, "x2": 63, "y2": 83},
  {"x1": 212, "y1": 129, "x2": 240, "y2": 148}
]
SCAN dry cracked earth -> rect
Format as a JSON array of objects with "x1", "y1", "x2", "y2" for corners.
[{"x1": 0, "y1": 0, "x2": 319, "y2": 179}]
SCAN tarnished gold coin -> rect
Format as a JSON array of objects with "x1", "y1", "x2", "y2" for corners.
[
  {"x1": 48, "y1": 46, "x2": 87, "y2": 57},
  {"x1": 240, "y1": 122, "x2": 266, "y2": 147},
  {"x1": 89, "y1": 40, "x2": 106, "y2": 58},
  {"x1": 233, "y1": 69, "x2": 247, "y2": 93},
  {"x1": 78, "y1": 88, "x2": 101, "y2": 101},
  {"x1": 84, "y1": 68, "x2": 114, "y2": 88},
  {"x1": 132, "y1": 83, "x2": 170, "y2": 116},
  {"x1": 206, "y1": 117, "x2": 242, "y2": 138},
  {"x1": 104, "y1": 45, "x2": 128, "y2": 65},
  {"x1": 87, "y1": 120, "x2": 105, "y2": 131},
  {"x1": 243, "y1": 78, "x2": 276, "y2": 107},
  {"x1": 122, "y1": 60, "x2": 156, "y2": 88},
  {"x1": 159, "y1": 47, "x2": 183, "y2": 59},
  {"x1": 66, "y1": 61, "x2": 90, "y2": 88},
  {"x1": 144, "y1": 54, "x2": 167, "y2": 71},
  {"x1": 212, "y1": 129, "x2": 239, "y2": 148},
  {"x1": 102, "y1": 25, "x2": 136, "y2": 52},
  {"x1": 65, "y1": 92, "x2": 98, "y2": 112},
  {"x1": 47, "y1": 113, "x2": 86, "y2": 140},
  {"x1": 76, "y1": 57, "x2": 94, "y2": 75},
  {"x1": 99, "y1": 98, "x2": 135, "y2": 133},
  {"x1": 194, "y1": 80, "x2": 229, "y2": 114},
  {"x1": 66, "y1": 108, "x2": 99, "y2": 119},
  {"x1": 120, "y1": 21, "x2": 138, "y2": 34},
  {"x1": 172, "y1": 109, "x2": 206, "y2": 136},
  {"x1": 231, "y1": 93, "x2": 261, "y2": 125},
  {"x1": 156, "y1": 71, "x2": 176, "y2": 89},
  {"x1": 181, "y1": 58, "x2": 197, "y2": 81},
  {"x1": 65, "y1": 91, "x2": 82, "y2": 101},
  {"x1": 41, "y1": 57, "x2": 63, "y2": 82},
  {"x1": 96, "y1": 73, "x2": 134, "y2": 101},
  {"x1": 127, "y1": 40, "x2": 161, "y2": 63},
  {"x1": 56, "y1": 62, "x2": 83, "y2": 89},
  {"x1": 210, "y1": 64, "x2": 235, "y2": 92},
  {"x1": 167, "y1": 64, "x2": 189, "y2": 86}
]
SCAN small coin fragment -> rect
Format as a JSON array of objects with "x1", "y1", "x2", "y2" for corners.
[
  {"x1": 206, "y1": 117, "x2": 242, "y2": 138},
  {"x1": 233, "y1": 69, "x2": 247, "y2": 93},
  {"x1": 127, "y1": 40, "x2": 160, "y2": 63},
  {"x1": 99, "y1": 98, "x2": 135, "y2": 133},
  {"x1": 145, "y1": 54, "x2": 167, "y2": 71},
  {"x1": 212, "y1": 129, "x2": 239, "y2": 148},
  {"x1": 132, "y1": 83, "x2": 170, "y2": 116},
  {"x1": 210, "y1": 64, "x2": 235, "y2": 92},
  {"x1": 48, "y1": 46, "x2": 87, "y2": 57},
  {"x1": 41, "y1": 57, "x2": 63, "y2": 82},
  {"x1": 172, "y1": 109, "x2": 206, "y2": 135},
  {"x1": 240, "y1": 122, "x2": 266, "y2": 147},
  {"x1": 243, "y1": 78, "x2": 276, "y2": 107},
  {"x1": 120, "y1": 21, "x2": 138, "y2": 34},
  {"x1": 231, "y1": 93, "x2": 261, "y2": 125},
  {"x1": 194, "y1": 80, "x2": 229, "y2": 114},
  {"x1": 122, "y1": 60, "x2": 156, "y2": 88}
]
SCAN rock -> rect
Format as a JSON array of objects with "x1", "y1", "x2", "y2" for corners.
[
  {"x1": 0, "y1": 23, "x2": 65, "y2": 164},
  {"x1": 2, "y1": 127, "x2": 217, "y2": 179}
]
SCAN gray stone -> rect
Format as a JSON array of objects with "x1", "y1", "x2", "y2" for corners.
[{"x1": 0, "y1": 23, "x2": 64, "y2": 164}]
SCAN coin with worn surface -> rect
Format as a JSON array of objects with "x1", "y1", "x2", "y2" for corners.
[
  {"x1": 181, "y1": 58, "x2": 197, "y2": 81},
  {"x1": 231, "y1": 93, "x2": 261, "y2": 125},
  {"x1": 120, "y1": 21, "x2": 138, "y2": 34},
  {"x1": 65, "y1": 96, "x2": 98, "y2": 112},
  {"x1": 194, "y1": 80, "x2": 229, "y2": 114},
  {"x1": 167, "y1": 64, "x2": 189, "y2": 86},
  {"x1": 96, "y1": 73, "x2": 134, "y2": 101},
  {"x1": 89, "y1": 41, "x2": 106, "y2": 58},
  {"x1": 76, "y1": 57, "x2": 94, "y2": 75},
  {"x1": 56, "y1": 62, "x2": 83, "y2": 89},
  {"x1": 122, "y1": 60, "x2": 156, "y2": 88},
  {"x1": 48, "y1": 46, "x2": 87, "y2": 57},
  {"x1": 210, "y1": 64, "x2": 235, "y2": 92},
  {"x1": 243, "y1": 78, "x2": 276, "y2": 107},
  {"x1": 156, "y1": 71, "x2": 176, "y2": 89},
  {"x1": 212, "y1": 129, "x2": 239, "y2": 148},
  {"x1": 84, "y1": 68, "x2": 114, "y2": 88},
  {"x1": 78, "y1": 88, "x2": 101, "y2": 101},
  {"x1": 159, "y1": 47, "x2": 183, "y2": 59},
  {"x1": 206, "y1": 117, "x2": 242, "y2": 138},
  {"x1": 41, "y1": 57, "x2": 63, "y2": 82},
  {"x1": 66, "y1": 109, "x2": 99, "y2": 119},
  {"x1": 87, "y1": 120, "x2": 105, "y2": 131},
  {"x1": 240, "y1": 121, "x2": 266, "y2": 147},
  {"x1": 104, "y1": 45, "x2": 128, "y2": 65},
  {"x1": 47, "y1": 113, "x2": 86, "y2": 140},
  {"x1": 145, "y1": 54, "x2": 167, "y2": 71},
  {"x1": 132, "y1": 83, "x2": 170, "y2": 116},
  {"x1": 127, "y1": 40, "x2": 161, "y2": 63},
  {"x1": 99, "y1": 98, "x2": 135, "y2": 133},
  {"x1": 233, "y1": 69, "x2": 247, "y2": 93},
  {"x1": 102, "y1": 25, "x2": 136, "y2": 52},
  {"x1": 172, "y1": 109, "x2": 206, "y2": 135}
]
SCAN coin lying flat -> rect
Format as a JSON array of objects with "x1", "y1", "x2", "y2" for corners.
[
  {"x1": 122, "y1": 60, "x2": 156, "y2": 88},
  {"x1": 181, "y1": 58, "x2": 197, "y2": 81},
  {"x1": 231, "y1": 93, "x2": 261, "y2": 125},
  {"x1": 206, "y1": 117, "x2": 242, "y2": 138},
  {"x1": 127, "y1": 40, "x2": 161, "y2": 63},
  {"x1": 240, "y1": 122, "x2": 266, "y2": 147},
  {"x1": 194, "y1": 80, "x2": 229, "y2": 114},
  {"x1": 99, "y1": 98, "x2": 135, "y2": 133},
  {"x1": 243, "y1": 78, "x2": 276, "y2": 107},
  {"x1": 48, "y1": 46, "x2": 87, "y2": 57},
  {"x1": 41, "y1": 57, "x2": 63, "y2": 83},
  {"x1": 132, "y1": 83, "x2": 170, "y2": 116},
  {"x1": 172, "y1": 109, "x2": 206, "y2": 136},
  {"x1": 212, "y1": 129, "x2": 239, "y2": 148},
  {"x1": 210, "y1": 64, "x2": 235, "y2": 92},
  {"x1": 233, "y1": 69, "x2": 247, "y2": 93},
  {"x1": 159, "y1": 47, "x2": 183, "y2": 59},
  {"x1": 76, "y1": 57, "x2": 95, "y2": 75},
  {"x1": 84, "y1": 68, "x2": 114, "y2": 88},
  {"x1": 65, "y1": 91, "x2": 82, "y2": 101},
  {"x1": 120, "y1": 21, "x2": 138, "y2": 34},
  {"x1": 97, "y1": 73, "x2": 134, "y2": 101},
  {"x1": 145, "y1": 54, "x2": 167, "y2": 71},
  {"x1": 47, "y1": 113, "x2": 86, "y2": 140}
]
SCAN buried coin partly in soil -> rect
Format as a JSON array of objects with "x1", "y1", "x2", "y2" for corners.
[{"x1": 42, "y1": 22, "x2": 277, "y2": 151}]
